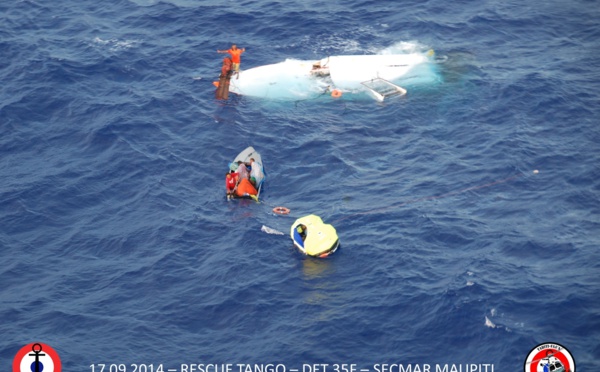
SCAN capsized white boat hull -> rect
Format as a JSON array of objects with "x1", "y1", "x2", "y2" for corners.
[
  {"x1": 228, "y1": 52, "x2": 439, "y2": 100},
  {"x1": 229, "y1": 59, "x2": 326, "y2": 99},
  {"x1": 325, "y1": 54, "x2": 428, "y2": 89}
]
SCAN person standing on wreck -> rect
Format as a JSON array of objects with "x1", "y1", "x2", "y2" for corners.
[
  {"x1": 220, "y1": 57, "x2": 232, "y2": 78},
  {"x1": 217, "y1": 44, "x2": 245, "y2": 78},
  {"x1": 215, "y1": 57, "x2": 233, "y2": 100}
]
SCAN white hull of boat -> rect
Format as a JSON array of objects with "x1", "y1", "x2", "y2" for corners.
[{"x1": 228, "y1": 52, "x2": 438, "y2": 100}]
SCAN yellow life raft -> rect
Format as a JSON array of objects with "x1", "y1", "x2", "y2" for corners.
[{"x1": 290, "y1": 215, "x2": 339, "y2": 258}]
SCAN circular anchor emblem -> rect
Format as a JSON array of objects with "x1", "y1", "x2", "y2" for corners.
[{"x1": 13, "y1": 343, "x2": 62, "y2": 372}]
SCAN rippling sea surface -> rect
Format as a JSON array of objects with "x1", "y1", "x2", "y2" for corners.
[{"x1": 2, "y1": 0, "x2": 599, "y2": 370}]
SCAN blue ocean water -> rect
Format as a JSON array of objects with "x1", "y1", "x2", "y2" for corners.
[{"x1": 1, "y1": 0, "x2": 599, "y2": 370}]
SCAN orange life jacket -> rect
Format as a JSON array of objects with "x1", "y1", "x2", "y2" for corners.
[{"x1": 236, "y1": 178, "x2": 257, "y2": 197}]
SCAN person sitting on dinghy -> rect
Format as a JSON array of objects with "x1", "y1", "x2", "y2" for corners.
[
  {"x1": 236, "y1": 161, "x2": 250, "y2": 180},
  {"x1": 249, "y1": 158, "x2": 264, "y2": 185},
  {"x1": 225, "y1": 171, "x2": 239, "y2": 198}
]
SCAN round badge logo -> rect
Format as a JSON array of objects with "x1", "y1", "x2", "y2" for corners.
[
  {"x1": 13, "y1": 342, "x2": 62, "y2": 372},
  {"x1": 524, "y1": 342, "x2": 575, "y2": 372}
]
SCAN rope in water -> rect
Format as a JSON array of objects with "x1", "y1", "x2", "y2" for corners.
[
  {"x1": 330, "y1": 171, "x2": 534, "y2": 225},
  {"x1": 261, "y1": 170, "x2": 538, "y2": 225}
]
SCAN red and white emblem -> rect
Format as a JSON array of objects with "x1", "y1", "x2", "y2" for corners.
[
  {"x1": 524, "y1": 342, "x2": 575, "y2": 372},
  {"x1": 13, "y1": 343, "x2": 62, "y2": 372}
]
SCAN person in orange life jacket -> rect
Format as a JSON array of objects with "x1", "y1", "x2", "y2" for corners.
[
  {"x1": 220, "y1": 57, "x2": 233, "y2": 78},
  {"x1": 225, "y1": 171, "x2": 239, "y2": 199},
  {"x1": 217, "y1": 44, "x2": 245, "y2": 78}
]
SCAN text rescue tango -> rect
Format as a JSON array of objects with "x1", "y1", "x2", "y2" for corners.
[{"x1": 179, "y1": 364, "x2": 494, "y2": 372}]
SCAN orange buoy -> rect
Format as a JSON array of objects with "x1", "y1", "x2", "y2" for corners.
[
  {"x1": 273, "y1": 206, "x2": 290, "y2": 215},
  {"x1": 213, "y1": 81, "x2": 220, "y2": 87},
  {"x1": 331, "y1": 89, "x2": 342, "y2": 98}
]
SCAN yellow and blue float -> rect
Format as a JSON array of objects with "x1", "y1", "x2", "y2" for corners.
[{"x1": 290, "y1": 215, "x2": 339, "y2": 258}]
